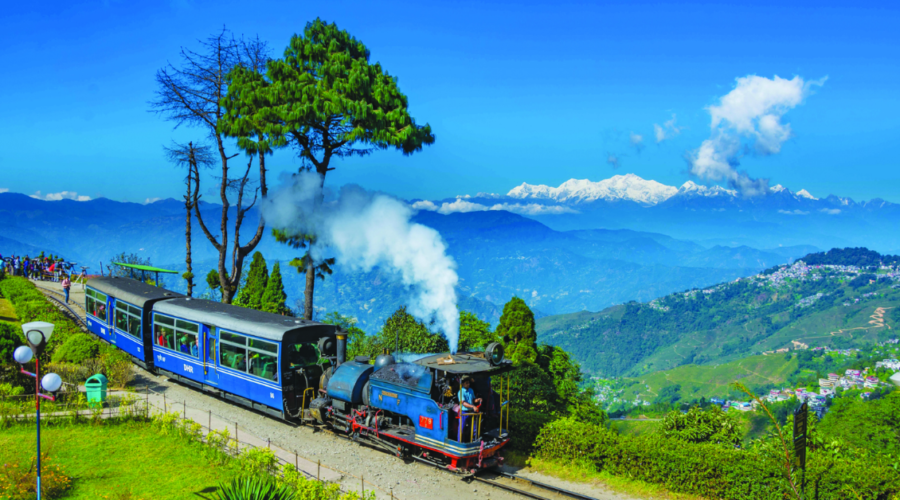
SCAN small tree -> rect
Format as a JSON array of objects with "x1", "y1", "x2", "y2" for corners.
[
  {"x1": 459, "y1": 311, "x2": 498, "y2": 352},
  {"x1": 206, "y1": 269, "x2": 225, "y2": 301},
  {"x1": 272, "y1": 229, "x2": 334, "y2": 320},
  {"x1": 496, "y1": 296, "x2": 538, "y2": 364},
  {"x1": 261, "y1": 262, "x2": 289, "y2": 315},
  {"x1": 378, "y1": 307, "x2": 448, "y2": 355},
  {"x1": 233, "y1": 251, "x2": 268, "y2": 310}
]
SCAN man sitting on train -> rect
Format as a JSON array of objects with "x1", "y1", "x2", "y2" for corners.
[
  {"x1": 191, "y1": 337, "x2": 200, "y2": 358},
  {"x1": 156, "y1": 330, "x2": 168, "y2": 348},
  {"x1": 457, "y1": 376, "x2": 482, "y2": 442}
]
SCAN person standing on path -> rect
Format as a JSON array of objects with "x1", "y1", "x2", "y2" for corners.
[{"x1": 62, "y1": 274, "x2": 71, "y2": 304}]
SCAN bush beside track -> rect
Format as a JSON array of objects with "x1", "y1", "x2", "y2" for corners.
[{"x1": 533, "y1": 417, "x2": 900, "y2": 500}]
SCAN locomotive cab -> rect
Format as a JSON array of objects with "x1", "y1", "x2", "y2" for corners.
[{"x1": 313, "y1": 342, "x2": 514, "y2": 473}]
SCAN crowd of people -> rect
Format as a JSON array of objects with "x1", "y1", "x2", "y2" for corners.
[{"x1": 1, "y1": 253, "x2": 83, "y2": 304}]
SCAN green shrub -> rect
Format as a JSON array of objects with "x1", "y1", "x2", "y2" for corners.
[
  {"x1": 507, "y1": 410, "x2": 555, "y2": 453},
  {"x1": 533, "y1": 417, "x2": 619, "y2": 468},
  {"x1": 215, "y1": 475, "x2": 296, "y2": 500},
  {"x1": 531, "y1": 412, "x2": 900, "y2": 499},
  {"x1": 0, "y1": 323, "x2": 24, "y2": 363},
  {"x1": 52, "y1": 333, "x2": 99, "y2": 364}
]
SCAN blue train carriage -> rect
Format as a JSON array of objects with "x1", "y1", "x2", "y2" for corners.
[
  {"x1": 84, "y1": 277, "x2": 182, "y2": 370},
  {"x1": 311, "y1": 342, "x2": 513, "y2": 473},
  {"x1": 150, "y1": 297, "x2": 338, "y2": 419}
]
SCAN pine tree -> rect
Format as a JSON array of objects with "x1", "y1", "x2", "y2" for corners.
[
  {"x1": 234, "y1": 252, "x2": 268, "y2": 310},
  {"x1": 261, "y1": 262, "x2": 289, "y2": 315},
  {"x1": 495, "y1": 296, "x2": 538, "y2": 365}
]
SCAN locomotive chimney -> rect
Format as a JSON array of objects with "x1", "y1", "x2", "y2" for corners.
[{"x1": 336, "y1": 329, "x2": 347, "y2": 367}]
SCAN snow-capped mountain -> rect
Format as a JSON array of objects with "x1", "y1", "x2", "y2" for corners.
[
  {"x1": 506, "y1": 174, "x2": 677, "y2": 206},
  {"x1": 500, "y1": 174, "x2": 825, "y2": 207},
  {"x1": 795, "y1": 189, "x2": 818, "y2": 200},
  {"x1": 676, "y1": 181, "x2": 736, "y2": 198}
]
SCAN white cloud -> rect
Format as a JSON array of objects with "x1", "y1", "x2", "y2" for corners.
[
  {"x1": 411, "y1": 200, "x2": 438, "y2": 211},
  {"x1": 607, "y1": 153, "x2": 621, "y2": 169},
  {"x1": 144, "y1": 197, "x2": 163, "y2": 204},
  {"x1": 412, "y1": 199, "x2": 577, "y2": 216},
  {"x1": 819, "y1": 208, "x2": 841, "y2": 215},
  {"x1": 653, "y1": 114, "x2": 682, "y2": 143},
  {"x1": 778, "y1": 209, "x2": 809, "y2": 215},
  {"x1": 0, "y1": 188, "x2": 8, "y2": 194},
  {"x1": 30, "y1": 190, "x2": 91, "y2": 201},
  {"x1": 630, "y1": 132, "x2": 644, "y2": 153},
  {"x1": 531, "y1": 290, "x2": 538, "y2": 298},
  {"x1": 688, "y1": 74, "x2": 826, "y2": 196}
]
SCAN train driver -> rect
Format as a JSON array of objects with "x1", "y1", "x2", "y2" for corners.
[{"x1": 457, "y1": 376, "x2": 482, "y2": 441}]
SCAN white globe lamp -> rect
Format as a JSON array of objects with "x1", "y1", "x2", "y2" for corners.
[
  {"x1": 41, "y1": 373, "x2": 63, "y2": 393},
  {"x1": 13, "y1": 345, "x2": 33, "y2": 364}
]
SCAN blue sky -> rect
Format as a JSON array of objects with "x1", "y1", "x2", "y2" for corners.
[{"x1": 1, "y1": 0, "x2": 898, "y2": 203}]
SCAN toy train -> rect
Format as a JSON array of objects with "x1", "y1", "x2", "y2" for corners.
[{"x1": 83, "y1": 276, "x2": 513, "y2": 473}]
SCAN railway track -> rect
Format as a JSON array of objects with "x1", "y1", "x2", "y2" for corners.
[
  {"x1": 30, "y1": 283, "x2": 603, "y2": 500},
  {"x1": 469, "y1": 470, "x2": 599, "y2": 500}
]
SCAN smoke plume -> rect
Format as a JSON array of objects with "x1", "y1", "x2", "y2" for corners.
[{"x1": 262, "y1": 171, "x2": 461, "y2": 352}]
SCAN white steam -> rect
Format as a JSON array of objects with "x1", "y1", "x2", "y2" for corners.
[{"x1": 262, "y1": 171, "x2": 461, "y2": 353}]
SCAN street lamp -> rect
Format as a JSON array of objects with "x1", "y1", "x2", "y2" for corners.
[{"x1": 16, "y1": 321, "x2": 62, "y2": 500}]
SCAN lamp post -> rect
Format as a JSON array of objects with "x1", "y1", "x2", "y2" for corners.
[{"x1": 14, "y1": 321, "x2": 62, "y2": 500}]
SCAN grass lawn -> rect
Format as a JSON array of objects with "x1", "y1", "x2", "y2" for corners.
[
  {"x1": 610, "y1": 419, "x2": 660, "y2": 436},
  {"x1": 0, "y1": 298, "x2": 18, "y2": 324},
  {"x1": 0, "y1": 422, "x2": 238, "y2": 499}
]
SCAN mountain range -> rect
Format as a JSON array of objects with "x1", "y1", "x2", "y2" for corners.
[
  {"x1": 415, "y1": 174, "x2": 900, "y2": 253},
  {"x1": 0, "y1": 188, "x2": 820, "y2": 331}
]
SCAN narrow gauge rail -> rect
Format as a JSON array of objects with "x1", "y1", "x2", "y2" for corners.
[{"x1": 470, "y1": 471, "x2": 599, "y2": 500}]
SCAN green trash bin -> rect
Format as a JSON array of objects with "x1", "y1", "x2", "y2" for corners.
[{"x1": 86, "y1": 373, "x2": 108, "y2": 408}]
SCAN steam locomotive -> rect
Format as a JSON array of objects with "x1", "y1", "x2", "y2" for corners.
[{"x1": 83, "y1": 276, "x2": 513, "y2": 473}]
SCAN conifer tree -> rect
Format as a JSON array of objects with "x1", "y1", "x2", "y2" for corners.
[
  {"x1": 261, "y1": 262, "x2": 289, "y2": 315},
  {"x1": 234, "y1": 251, "x2": 268, "y2": 310},
  {"x1": 495, "y1": 296, "x2": 538, "y2": 365}
]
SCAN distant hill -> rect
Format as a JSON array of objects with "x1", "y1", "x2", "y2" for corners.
[
  {"x1": 798, "y1": 247, "x2": 900, "y2": 267},
  {"x1": 537, "y1": 250, "x2": 900, "y2": 377},
  {"x1": 1, "y1": 192, "x2": 816, "y2": 332}
]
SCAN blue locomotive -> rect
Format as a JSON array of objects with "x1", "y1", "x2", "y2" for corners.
[
  {"x1": 310, "y1": 347, "x2": 512, "y2": 473},
  {"x1": 83, "y1": 276, "x2": 514, "y2": 472}
]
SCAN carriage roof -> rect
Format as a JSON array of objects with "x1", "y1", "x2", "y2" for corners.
[
  {"x1": 88, "y1": 276, "x2": 183, "y2": 307},
  {"x1": 152, "y1": 298, "x2": 335, "y2": 342}
]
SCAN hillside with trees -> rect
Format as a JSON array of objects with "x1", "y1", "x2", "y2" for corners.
[{"x1": 537, "y1": 248, "x2": 900, "y2": 376}]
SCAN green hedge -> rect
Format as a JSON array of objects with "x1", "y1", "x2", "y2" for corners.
[
  {"x1": 533, "y1": 417, "x2": 900, "y2": 500},
  {"x1": 0, "y1": 278, "x2": 84, "y2": 358},
  {"x1": 506, "y1": 410, "x2": 556, "y2": 453}
]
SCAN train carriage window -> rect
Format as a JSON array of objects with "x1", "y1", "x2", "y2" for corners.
[
  {"x1": 152, "y1": 314, "x2": 200, "y2": 358},
  {"x1": 115, "y1": 302, "x2": 142, "y2": 339},
  {"x1": 218, "y1": 331, "x2": 278, "y2": 382},
  {"x1": 220, "y1": 341, "x2": 247, "y2": 371},
  {"x1": 85, "y1": 288, "x2": 108, "y2": 322}
]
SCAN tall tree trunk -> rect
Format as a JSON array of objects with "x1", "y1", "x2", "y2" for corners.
[
  {"x1": 304, "y1": 259, "x2": 315, "y2": 320},
  {"x1": 185, "y1": 187, "x2": 193, "y2": 297}
]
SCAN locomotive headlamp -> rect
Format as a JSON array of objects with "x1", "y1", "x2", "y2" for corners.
[{"x1": 485, "y1": 342, "x2": 504, "y2": 366}]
